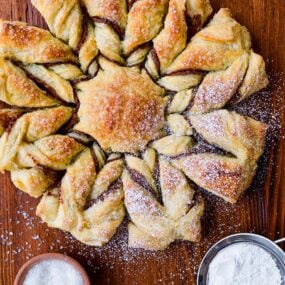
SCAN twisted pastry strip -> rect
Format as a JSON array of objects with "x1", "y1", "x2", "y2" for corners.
[
  {"x1": 166, "y1": 8, "x2": 251, "y2": 73},
  {"x1": 172, "y1": 110, "x2": 267, "y2": 203},
  {"x1": 32, "y1": 0, "x2": 98, "y2": 75},
  {"x1": 0, "y1": 20, "x2": 86, "y2": 104},
  {"x1": 189, "y1": 52, "x2": 249, "y2": 113},
  {"x1": 0, "y1": 130, "x2": 83, "y2": 176},
  {"x1": 190, "y1": 51, "x2": 269, "y2": 113},
  {"x1": 22, "y1": 64, "x2": 76, "y2": 103},
  {"x1": 158, "y1": 9, "x2": 268, "y2": 112},
  {"x1": 0, "y1": 20, "x2": 77, "y2": 64},
  {"x1": 14, "y1": 135, "x2": 84, "y2": 170},
  {"x1": 0, "y1": 59, "x2": 59, "y2": 107},
  {"x1": 127, "y1": 0, "x2": 212, "y2": 66},
  {"x1": 11, "y1": 168, "x2": 58, "y2": 198},
  {"x1": 0, "y1": 107, "x2": 74, "y2": 196},
  {"x1": 189, "y1": 110, "x2": 267, "y2": 162},
  {"x1": 80, "y1": 159, "x2": 125, "y2": 245},
  {"x1": 37, "y1": 156, "x2": 125, "y2": 246},
  {"x1": 0, "y1": 106, "x2": 73, "y2": 169},
  {"x1": 81, "y1": 0, "x2": 127, "y2": 64},
  {"x1": 37, "y1": 149, "x2": 96, "y2": 232},
  {"x1": 123, "y1": 0, "x2": 169, "y2": 56},
  {"x1": 145, "y1": 0, "x2": 188, "y2": 79},
  {"x1": 0, "y1": 109, "x2": 23, "y2": 136},
  {"x1": 145, "y1": 0, "x2": 212, "y2": 77},
  {"x1": 123, "y1": 154, "x2": 204, "y2": 250},
  {"x1": 157, "y1": 8, "x2": 268, "y2": 111}
]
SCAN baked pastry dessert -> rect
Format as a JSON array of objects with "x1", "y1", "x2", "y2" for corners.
[{"x1": 0, "y1": 0, "x2": 269, "y2": 250}]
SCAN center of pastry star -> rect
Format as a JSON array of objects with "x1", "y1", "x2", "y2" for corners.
[{"x1": 75, "y1": 63, "x2": 167, "y2": 153}]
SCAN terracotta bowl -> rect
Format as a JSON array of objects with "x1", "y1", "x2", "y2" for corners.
[{"x1": 14, "y1": 253, "x2": 91, "y2": 285}]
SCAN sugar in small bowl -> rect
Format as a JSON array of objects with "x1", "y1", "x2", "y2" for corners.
[
  {"x1": 197, "y1": 233, "x2": 285, "y2": 285},
  {"x1": 14, "y1": 253, "x2": 90, "y2": 285}
]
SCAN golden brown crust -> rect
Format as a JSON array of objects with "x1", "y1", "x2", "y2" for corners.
[
  {"x1": 37, "y1": 149, "x2": 97, "y2": 234},
  {"x1": 189, "y1": 110, "x2": 268, "y2": 162},
  {"x1": 172, "y1": 153, "x2": 249, "y2": 203},
  {"x1": 31, "y1": 1, "x2": 98, "y2": 74},
  {"x1": 166, "y1": 8, "x2": 251, "y2": 73},
  {"x1": 238, "y1": 51, "x2": 269, "y2": 101},
  {"x1": 123, "y1": 0, "x2": 169, "y2": 55},
  {"x1": 190, "y1": 53, "x2": 249, "y2": 113},
  {"x1": 123, "y1": 154, "x2": 205, "y2": 249},
  {"x1": 24, "y1": 106, "x2": 73, "y2": 142},
  {"x1": 0, "y1": 59, "x2": 59, "y2": 107},
  {"x1": 31, "y1": 0, "x2": 82, "y2": 49},
  {"x1": 15, "y1": 135, "x2": 84, "y2": 170},
  {"x1": 152, "y1": 0, "x2": 187, "y2": 73},
  {"x1": 75, "y1": 63, "x2": 167, "y2": 153},
  {"x1": 0, "y1": 20, "x2": 77, "y2": 63},
  {"x1": 82, "y1": 0, "x2": 127, "y2": 30},
  {"x1": 172, "y1": 110, "x2": 267, "y2": 203},
  {"x1": 11, "y1": 167, "x2": 57, "y2": 198}
]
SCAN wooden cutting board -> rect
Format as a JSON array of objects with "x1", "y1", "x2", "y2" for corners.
[{"x1": 0, "y1": 0, "x2": 284, "y2": 284}]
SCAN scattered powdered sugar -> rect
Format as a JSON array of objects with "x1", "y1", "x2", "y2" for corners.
[
  {"x1": 23, "y1": 259, "x2": 84, "y2": 285},
  {"x1": 208, "y1": 242, "x2": 282, "y2": 285}
]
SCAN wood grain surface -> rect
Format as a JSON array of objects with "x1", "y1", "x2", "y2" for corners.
[{"x1": 0, "y1": 1, "x2": 284, "y2": 285}]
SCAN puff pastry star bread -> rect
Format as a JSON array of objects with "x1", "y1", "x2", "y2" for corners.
[{"x1": 0, "y1": 0, "x2": 269, "y2": 250}]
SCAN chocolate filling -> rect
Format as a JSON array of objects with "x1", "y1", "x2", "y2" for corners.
[
  {"x1": 58, "y1": 91, "x2": 80, "y2": 133},
  {"x1": 169, "y1": 129, "x2": 232, "y2": 160},
  {"x1": 71, "y1": 75, "x2": 93, "y2": 85},
  {"x1": 127, "y1": 42, "x2": 151, "y2": 57},
  {"x1": 186, "y1": 14, "x2": 202, "y2": 41},
  {"x1": 127, "y1": 167, "x2": 158, "y2": 199},
  {"x1": 92, "y1": 16, "x2": 124, "y2": 40},
  {"x1": 106, "y1": 154, "x2": 122, "y2": 163},
  {"x1": 43, "y1": 61, "x2": 80, "y2": 68},
  {"x1": 128, "y1": 0, "x2": 139, "y2": 10},
  {"x1": 151, "y1": 49, "x2": 160, "y2": 73},
  {"x1": 191, "y1": 129, "x2": 232, "y2": 156},
  {"x1": 84, "y1": 178, "x2": 122, "y2": 209},
  {"x1": 67, "y1": 130, "x2": 94, "y2": 145},
  {"x1": 153, "y1": 154, "x2": 163, "y2": 204},
  {"x1": 2, "y1": 112, "x2": 24, "y2": 133},
  {"x1": 23, "y1": 68, "x2": 69, "y2": 105},
  {"x1": 36, "y1": 164, "x2": 59, "y2": 176},
  {"x1": 75, "y1": 17, "x2": 88, "y2": 53},
  {"x1": 166, "y1": 69, "x2": 205, "y2": 76},
  {"x1": 227, "y1": 92, "x2": 242, "y2": 105}
]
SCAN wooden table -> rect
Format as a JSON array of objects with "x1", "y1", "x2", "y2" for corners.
[{"x1": 0, "y1": 0, "x2": 284, "y2": 284}]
